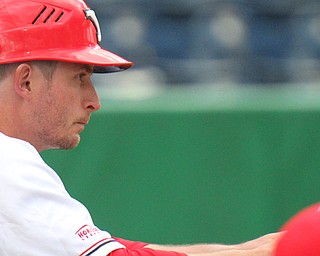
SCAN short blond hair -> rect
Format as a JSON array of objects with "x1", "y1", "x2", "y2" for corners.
[{"x1": 0, "y1": 61, "x2": 57, "y2": 81}]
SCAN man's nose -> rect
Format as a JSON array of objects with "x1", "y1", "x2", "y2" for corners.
[{"x1": 84, "y1": 83, "x2": 101, "y2": 112}]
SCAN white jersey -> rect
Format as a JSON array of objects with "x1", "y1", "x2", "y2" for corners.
[{"x1": 0, "y1": 132, "x2": 125, "y2": 255}]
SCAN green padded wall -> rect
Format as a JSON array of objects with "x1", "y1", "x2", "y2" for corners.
[{"x1": 42, "y1": 86, "x2": 320, "y2": 245}]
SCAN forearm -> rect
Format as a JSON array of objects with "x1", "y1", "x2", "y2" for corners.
[
  {"x1": 112, "y1": 233, "x2": 280, "y2": 256},
  {"x1": 144, "y1": 243, "x2": 238, "y2": 253},
  {"x1": 113, "y1": 237, "x2": 235, "y2": 253},
  {"x1": 143, "y1": 233, "x2": 281, "y2": 256},
  {"x1": 110, "y1": 246, "x2": 270, "y2": 256}
]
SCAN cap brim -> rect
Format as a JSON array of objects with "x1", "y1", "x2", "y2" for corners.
[
  {"x1": 25, "y1": 45, "x2": 134, "y2": 74},
  {"x1": 0, "y1": 45, "x2": 133, "y2": 73},
  {"x1": 69, "y1": 45, "x2": 133, "y2": 73},
  {"x1": 92, "y1": 65, "x2": 130, "y2": 73}
]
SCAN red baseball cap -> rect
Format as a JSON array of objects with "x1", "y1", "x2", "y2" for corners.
[{"x1": 0, "y1": 0, "x2": 133, "y2": 73}]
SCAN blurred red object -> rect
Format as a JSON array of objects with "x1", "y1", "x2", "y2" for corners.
[{"x1": 274, "y1": 203, "x2": 320, "y2": 256}]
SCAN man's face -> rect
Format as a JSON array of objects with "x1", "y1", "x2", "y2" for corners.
[{"x1": 30, "y1": 62, "x2": 101, "y2": 151}]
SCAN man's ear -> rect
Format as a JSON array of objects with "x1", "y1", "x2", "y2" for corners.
[{"x1": 13, "y1": 63, "x2": 33, "y2": 99}]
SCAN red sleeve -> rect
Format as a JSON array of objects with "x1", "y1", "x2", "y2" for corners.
[
  {"x1": 113, "y1": 237, "x2": 149, "y2": 250},
  {"x1": 110, "y1": 248, "x2": 187, "y2": 256}
]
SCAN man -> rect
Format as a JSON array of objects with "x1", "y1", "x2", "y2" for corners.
[{"x1": 0, "y1": 0, "x2": 280, "y2": 255}]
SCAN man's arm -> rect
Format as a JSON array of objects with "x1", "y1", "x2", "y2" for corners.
[
  {"x1": 111, "y1": 233, "x2": 281, "y2": 256},
  {"x1": 144, "y1": 232, "x2": 280, "y2": 253}
]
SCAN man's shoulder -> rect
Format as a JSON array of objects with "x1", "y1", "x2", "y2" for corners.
[
  {"x1": 0, "y1": 132, "x2": 48, "y2": 177},
  {"x1": 0, "y1": 132, "x2": 64, "y2": 191},
  {"x1": 0, "y1": 132, "x2": 38, "y2": 156}
]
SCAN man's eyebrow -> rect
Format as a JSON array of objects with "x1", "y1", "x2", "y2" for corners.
[{"x1": 81, "y1": 64, "x2": 94, "y2": 73}]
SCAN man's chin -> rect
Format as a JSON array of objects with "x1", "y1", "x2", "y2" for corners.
[{"x1": 49, "y1": 135, "x2": 81, "y2": 150}]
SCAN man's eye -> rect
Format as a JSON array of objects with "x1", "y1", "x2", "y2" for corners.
[{"x1": 78, "y1": 73, "x2": 86, "y2": 82}]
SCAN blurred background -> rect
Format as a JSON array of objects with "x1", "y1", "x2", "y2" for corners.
[
  {"x1": 43, "y1": 0, "x2": 320, "y2": 247},
  {"x1": 86, "y1": 0, "x2": 320, "y2": 88}
]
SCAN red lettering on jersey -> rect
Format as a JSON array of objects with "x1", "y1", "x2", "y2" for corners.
[{"x1": 75, "y1": 225, "x2": 101, "y2": 241}]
